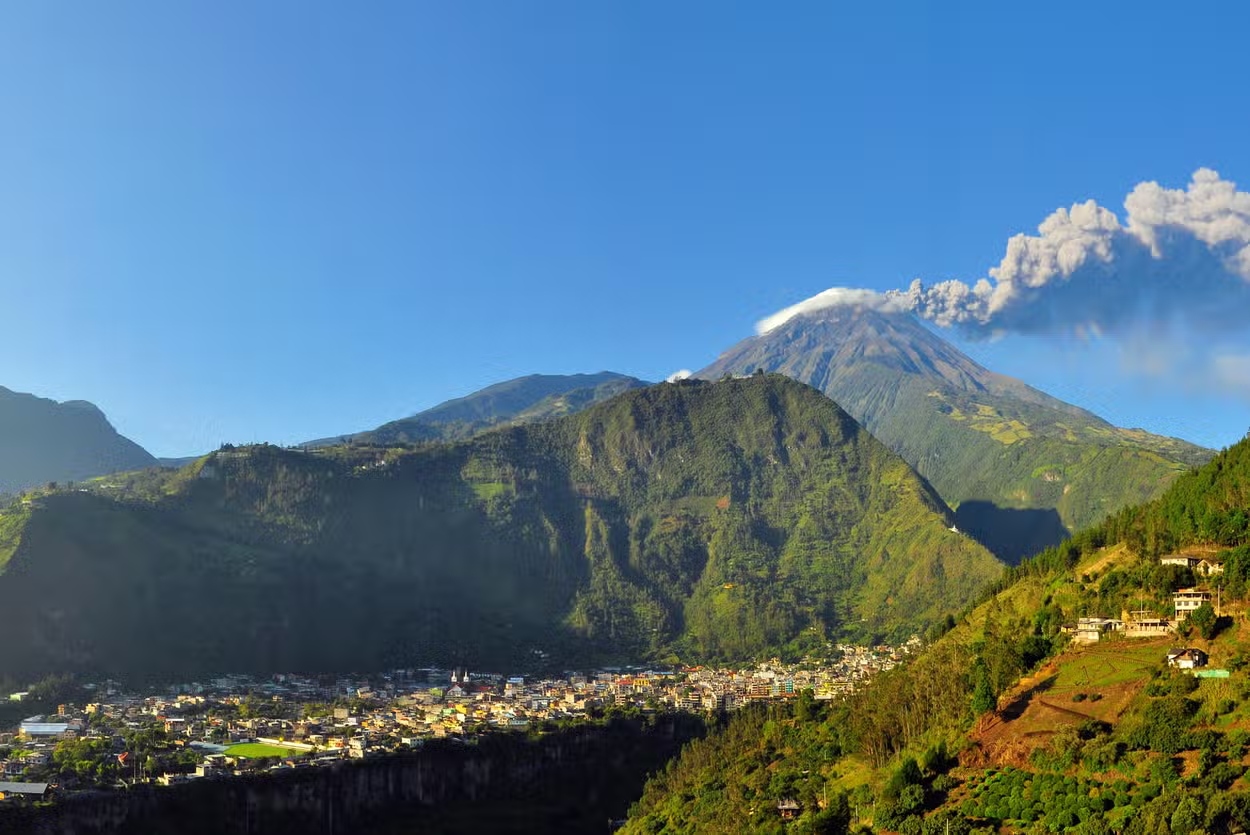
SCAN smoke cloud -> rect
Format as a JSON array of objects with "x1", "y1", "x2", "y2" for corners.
[
  {"x1": 886, "y1": 168, "x2": 1250, "y2": 337},
  {"x1": 756, "y1": 287, "x2": 905, "y2": 334},
  {"x1": 665, "y1": 369, "x2": 693, "y2": 382}
]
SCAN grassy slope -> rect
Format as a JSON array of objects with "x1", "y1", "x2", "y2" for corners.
[
  {"x1": 0, "y1": 504, "x2": 30, "y2": 573},
  {"x1": 806, "y1": 366, "x2": 1204, "y2": 562}
]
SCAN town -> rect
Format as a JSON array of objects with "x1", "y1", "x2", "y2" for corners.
[{"x1": 0, "y1": 640, "x2": 920, "y2": 804}]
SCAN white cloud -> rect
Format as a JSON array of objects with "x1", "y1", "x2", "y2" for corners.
[
  {"x1": 889, "y1": 168, "x2": 1250, "y2": 337},
  {"x1": 755, "y1": 287, "x2": 906, "y2": 335},
  {"x1": 665, "y1": 369, "x2": 693, "y2": 382}
]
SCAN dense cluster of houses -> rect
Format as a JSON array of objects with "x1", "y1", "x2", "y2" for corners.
[{"x1": 0, "y1": 641, "x2": 920, "y2": 803}]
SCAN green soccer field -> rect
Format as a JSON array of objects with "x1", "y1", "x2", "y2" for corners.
[{"x1": 224, "y1": 742, "x2": 302, "y2": 758}]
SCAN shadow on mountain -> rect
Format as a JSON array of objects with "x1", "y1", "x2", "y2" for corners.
[{"x1": 955, "y1": 501, "x2": 1070, "y2": 566}]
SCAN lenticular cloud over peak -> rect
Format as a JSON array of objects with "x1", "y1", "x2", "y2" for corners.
[
  {"x1": 886, "y1": 168, "x2": 1250, "y2": 337},
  {"x1": 755, "y1": 287, "x2": 905, "y2": 334}
]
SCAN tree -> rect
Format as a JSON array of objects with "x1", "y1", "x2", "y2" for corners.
[
  {"x1": 883, "y1": 757, "x2": 923, "y2": 801},
  {"x1": 1189, "y1": 602, "x2": 1218, "y2": 639},
  {"x1": 920, "y1": 740, "x2": 950, "y2": 776},
  {"x1": 970, "y1": 661, "x2": 995, "y2": 715},
  {"x1": 807, "y1": 791, "x2": 851, "y2": 833},
  {"x1": 795, "y1": 688, "x2": 820, "y2": 722}
]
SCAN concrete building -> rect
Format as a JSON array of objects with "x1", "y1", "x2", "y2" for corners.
[{"x1": 1173, "y1": 588, "x2": 1213, "y2": 621}]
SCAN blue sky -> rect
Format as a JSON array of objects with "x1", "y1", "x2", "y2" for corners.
[{"x1": 2, "y1": 1, "x2": 1249, "y2": 456}]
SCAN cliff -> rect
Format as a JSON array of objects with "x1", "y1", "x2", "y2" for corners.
[{"x1": 0, "y1": 714, "x2": 707, "y2": 834}]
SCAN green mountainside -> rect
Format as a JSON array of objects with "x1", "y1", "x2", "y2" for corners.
[
  {"x1": 623, "y1": 433, "x2": 1250, "y2": 835},
  {"x1": 0, "y1": 385, "x2": 156, "y2": 495},
  {"x1": 0, "y1": 375, "x2": 1001, "y2": 681},
  {"x1": 304, "y1": 371, "x2": 649, "y2": 446},
  {"x1": 700, "y1": 306, "x2": 1212, "y2": 562}
]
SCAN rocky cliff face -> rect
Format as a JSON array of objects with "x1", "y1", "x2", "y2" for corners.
[{"x1": 0, "y1": 715, "x2": 707, "y2": 835}]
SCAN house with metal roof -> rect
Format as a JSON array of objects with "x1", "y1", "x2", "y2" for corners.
[
  {"x1": 1167, "y1": 648, "x2": 1209, "y2": 670},
  {"x1": 18, "y1": 715, "x2": 72, "y2": 737},
  {"x1": 0, "y1": 781, "x2": 49, "y2": 800}
]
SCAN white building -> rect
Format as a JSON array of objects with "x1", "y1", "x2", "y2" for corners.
[{"x1": 1173, "y1": 588, "x2": 1213, "y2": 621}]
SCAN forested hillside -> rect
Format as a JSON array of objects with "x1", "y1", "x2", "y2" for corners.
[
  {"x1": 624, "y1": 432, "x2": 1250, "y2": 834},
  {"x1": 1097, "y1": 437, "x2": 1250, "y2": 558},
  {"x1": 0, "y1": 375, "x2": 1002, "y2": 681}
]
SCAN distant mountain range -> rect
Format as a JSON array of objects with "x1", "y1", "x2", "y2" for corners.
[
  {"x1": 700, "y1": 306, "x2": 1213, "y2": 561},
  {"x1": 0, "y1": 375, "x2": 1002, "y2": 680},
  {"x1": 303, "y1": 372, "x2": 649, "y2": 447},
  {"x1": 0, "y1": 386, "x2": 155, "y2": 495},
  {"x1": 2, "y1": 306, "x2": 1216, "y2": 569}
]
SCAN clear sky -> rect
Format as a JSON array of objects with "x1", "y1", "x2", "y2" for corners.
[{"x1": 2, "y1": 1, "x2": 1249, "y2": 456}]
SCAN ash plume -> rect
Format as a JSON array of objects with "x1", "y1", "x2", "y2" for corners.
[{"x1": 887, "y1": 168, "x2": 1250, "y2": 337}]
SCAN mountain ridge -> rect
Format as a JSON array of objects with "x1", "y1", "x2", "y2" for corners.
[
  {"x1": 303, "y1": 371, "x2": 650, "y2": 447},
  {"x1": 700, "y1": 305, "x2": 1212, "y2": 560},
  {"x1": 0, "y1": 374, "x2": 1002, "y2": 680},
  {"x1": 0, "y1": 385, "x2": 156, "y2": 495}
]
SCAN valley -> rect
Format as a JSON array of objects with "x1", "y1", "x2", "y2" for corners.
[
  {"x1": 0, "y1": 641, "x2": 914, "y2": 804},
  {"x1": 6, "y1": 5, "x2": 1248, "y2": 831},
  {"x1": 0, "y1": 311, "x2": 1242, "y2": 834}
]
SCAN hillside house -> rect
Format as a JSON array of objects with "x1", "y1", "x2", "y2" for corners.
[
  {"x1": 777, "y1": 799, "x2": 802, "y2": 820},
  {"x1": 0, "y1": 782, "x2": 49, "y2": 801},
  {"x1": 1197, "y1": 559, "x2": 1225, "y2": 577},
  {"x1": 1070, "y1": 617, "x2": 1122, "y2": 643},
  {"x1": 1160, "y1": 555, "x2": 1225, "y2": 577},
  {"x1": 1124, "y1": 617, "x2": 1173, "y2": 637},
  {"x1": 1167, "y1": 648, "x2": 1209, "y2": 669},
  {"x1": 1174, "y1": 589, "x2": 1213, "y2": 621}
]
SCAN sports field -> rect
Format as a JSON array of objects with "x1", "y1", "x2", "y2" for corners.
[{"x1": 224, "y1": 742, "x2": 302, "y2": 758}]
